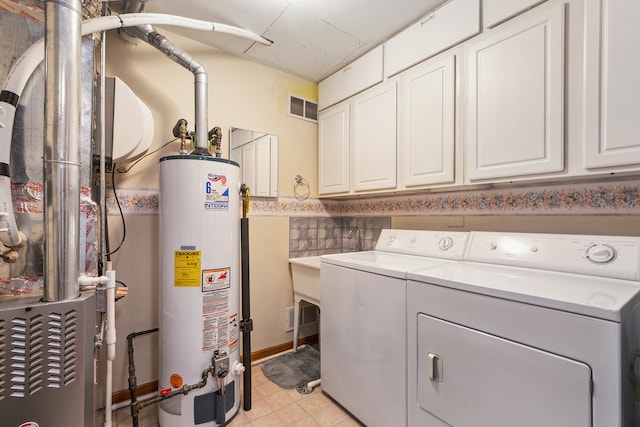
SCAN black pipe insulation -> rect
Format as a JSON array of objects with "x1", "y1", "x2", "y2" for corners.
[{"x1": 240, "y1": 182, "x2": 253, "y2": 412}]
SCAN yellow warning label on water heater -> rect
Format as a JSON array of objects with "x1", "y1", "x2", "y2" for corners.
[{"x1": 174, "y1": 250, "x2": 201, "y2": 287}]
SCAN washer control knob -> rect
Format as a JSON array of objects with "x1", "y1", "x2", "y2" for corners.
[
  {"x1": 438, "y1": 237, "x2": 453, "y2": 251},
  {"x1": 585, "y1": 244, "x2": 617, "y2": 264},
  {"x1": 489, "y1": 242, "x2": 498, "y2": 250}
]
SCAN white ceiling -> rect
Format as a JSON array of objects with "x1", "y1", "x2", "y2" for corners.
[{"x1": 142, "y1": 0, "x2": 448, "y2": 82}]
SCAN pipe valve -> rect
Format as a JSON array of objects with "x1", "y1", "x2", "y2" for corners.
[{"x1": 172, "y1": 118, "x2": 190, "y2": 154}]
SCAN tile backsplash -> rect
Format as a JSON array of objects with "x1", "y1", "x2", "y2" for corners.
[{"x1": 289, "y1": 216, "x2": 391, "y2": 258}]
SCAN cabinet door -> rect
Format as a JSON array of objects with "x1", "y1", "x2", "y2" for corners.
[
  {"x1": 240, "y1": 143, "x2": 256, "y2": 195},
  {"x1": 384, "y1": 0, "x2": 480, "y2": 77},
  {"x1": 584, "y1": 0, "x2": 640, "y2": 169},
  {"x1": 318, "y1": 46, "x2": 383, "y2": 110},
  {"x1": 484, "y1": 0, "x2": 548, "y2": 28},
  {"x1": 254, "y1": 135, "x2": 273, "y2": 197},
  {"x1": 351, "y1": 81, "x2": 397, "y2": 192},
  {"x1": 465, "y1": 2, "x2": 564, "y2": 182},
  {"x1": 318, "y1": 103, "x2": 350, "y2": 195},
  {"x1": 401, "y1": 54, "x2": 455, "y2": 187}
]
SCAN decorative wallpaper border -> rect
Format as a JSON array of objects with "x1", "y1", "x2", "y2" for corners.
[{"x1": 107, "y1": 179, "x2": 640, "y2": 216}]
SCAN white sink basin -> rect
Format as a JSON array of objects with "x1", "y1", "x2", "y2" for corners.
[
  {"x1": 289, "y1": 256, "x2": 321, "y2": 305},
  {"x1": 289, "y1": 256, "x2": 321, "y2": 351}
]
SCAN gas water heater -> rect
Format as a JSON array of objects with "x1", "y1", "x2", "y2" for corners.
[{"x1": 159, "y1": 155, "x2": 242, "y2": 426}]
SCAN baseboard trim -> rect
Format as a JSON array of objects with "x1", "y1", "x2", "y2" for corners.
[
  {"x1": 111, "y1": 334, "x2": 320, "y2": 404},
  {"x1": 112, "y1": 380, "x2": 158, "y2": 404}
]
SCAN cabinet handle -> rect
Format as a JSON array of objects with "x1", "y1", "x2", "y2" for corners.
[
  {"x1": 420, "y1": 14, "x2": 435, "y2": 26},
  {"x1": 427, "y1": 353, "x2": 443, "y2": 383},
  {"x1": 342, "y1": 66, "x2": 352, "y2": 73}
]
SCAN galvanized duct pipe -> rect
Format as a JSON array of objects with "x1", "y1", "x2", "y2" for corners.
[
  {"x1": 121, "y1": 0, "x2": 211, "y2": 154},
  {"x1": 43, "y1": 0, "x2": 83, "y2": 302}
]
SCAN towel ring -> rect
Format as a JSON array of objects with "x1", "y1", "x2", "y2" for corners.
[{"x1": 294, "y1": 175, "x2": 310, "y2": 200}]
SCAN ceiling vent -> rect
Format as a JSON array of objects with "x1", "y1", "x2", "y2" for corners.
[{"x1": 288, "y1": 94, "x2": 318, "y2": 122}]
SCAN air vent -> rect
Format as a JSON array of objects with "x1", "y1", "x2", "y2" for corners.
[
  {"x1": 288, "y1": 94, "x2": 318, "y2": 122},
  {"x1": 46, "y1": 310, "x2": 78, "y2": 389},
  {"x1": 10, "y1": 317, "x2": 27, "y2": 397}
]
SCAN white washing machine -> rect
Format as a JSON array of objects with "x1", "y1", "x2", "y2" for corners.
[
  {"x1": 406, "y1": 231, "x2": 640, "y2": 427},
  {"x1": 320, "y1": 229, "x2": 469, "y2": 427}
]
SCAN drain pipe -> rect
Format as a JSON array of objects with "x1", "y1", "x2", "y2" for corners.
[
  {"x1": 120, "y1": 0, "x2": 210, "y2": 155},
  {"x1": 43, "y1": 0, "x2": 83, "y2": 302}
]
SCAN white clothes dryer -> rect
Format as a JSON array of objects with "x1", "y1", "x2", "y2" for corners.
[
  {"x1": 406, "y1": 231, "x2": 640, "y2": 427},
  {"x1": 320, "y1": 229, "x2": 469, "y2": 427}
]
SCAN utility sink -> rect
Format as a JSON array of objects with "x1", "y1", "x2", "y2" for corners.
[{"x1": 289, "y1": 256, "x2": 321, "y2": 351}]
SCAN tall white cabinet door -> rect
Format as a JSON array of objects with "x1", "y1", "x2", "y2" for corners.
[
  {"x1": 351, "y1": 81, "x2": 397, "y2": 192},
  {"x1": 254, "y1": 135, "x2": 273, "y2": 197},
  {"x1": 318, "y1": 103, "x2": 350, "y2": 195},
  {"x1": 401, "y1": 54, "x2": 456, "y2": 188},
  {"x1": 240, "y1": 143, "x2": 256, "y2": 196},
  {"x1": 465, "y1": 2, "x2": 565, "y2": 182},
  {"x1": 584, "y1": 0, "x2": 640, "y2": 169}
]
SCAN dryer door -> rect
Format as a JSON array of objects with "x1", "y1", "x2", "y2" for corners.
[{"x1": 417, "y1": 314, "x2": 592, "y2": 426}]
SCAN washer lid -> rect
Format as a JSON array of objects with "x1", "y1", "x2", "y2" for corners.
[
  {"x1": 321, "y1": 251, "x2": 454, "y2": 278},
  {"x1": 408, "y1": 261, "x2": 640, "y2": 322}
]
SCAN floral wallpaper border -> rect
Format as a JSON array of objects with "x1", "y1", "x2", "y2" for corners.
[{"x1": 107, "y1": 179, "x2": 640, "y2": 216}]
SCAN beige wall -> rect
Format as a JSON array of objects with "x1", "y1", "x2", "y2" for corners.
[
  {"x1": 105, "y1": 30, "x2": 317, "y2": 393},
  {"x1": 393, "y1": 215, "x2": 640, "y2": 236}
]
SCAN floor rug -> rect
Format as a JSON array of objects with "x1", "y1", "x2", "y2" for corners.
[{"x1": 261, "y1": 345, "x2": 320, "y2": 390}]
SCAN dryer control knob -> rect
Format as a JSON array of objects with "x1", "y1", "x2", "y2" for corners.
[
  {"x1": 585, "y1": 244, "x2": 617, "y2": 264},
  {"x1": 438, "y1": 237, "x2": 453, "y2": 251}
]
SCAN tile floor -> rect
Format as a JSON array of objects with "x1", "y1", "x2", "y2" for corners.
[{"x1": 97, "y1": 363, "x2": 361, "y2": 426}]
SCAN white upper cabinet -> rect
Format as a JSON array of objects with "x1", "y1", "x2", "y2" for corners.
[
  {"x1": 351, "y1": 81, "x2": 397, "y2": 193},
  {"x1": 318, "y1": 81, "x2": 397, "y2": 196},
  {"x1": 384, "y1": 0, "x2": 480, "y2": 77},
  {"x1": 318, "y1": 46, "x2": 383, "y2": 111},
  {"x1": 465, "y1": 1, "x2": 565, "y2": 182},
  {"x1": 399, "y1": 52, "x2": 456, "y2": 188},
  {"x1": 583, "y1": 0, "x2": 640, "y2": 170},
  {"x1": 318, "y1": 103, "x2": 350, "y2": 195},
  {"x1": 484, "y1": 0, "x2": 548, "y2": 28}
]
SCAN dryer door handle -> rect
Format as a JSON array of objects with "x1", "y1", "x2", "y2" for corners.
[{"x1": 428, "y1": 353, "x2": 444, "y2": 383}]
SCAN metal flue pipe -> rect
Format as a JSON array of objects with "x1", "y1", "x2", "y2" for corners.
[
  {"x1": 121, "y1": 0, "x2": 210, "y2": 155},
  {"x1": 43, "y1": 0, "x2": 83, "y2": 302}
]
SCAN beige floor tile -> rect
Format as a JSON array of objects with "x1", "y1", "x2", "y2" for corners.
[
  {"x1": 250, "y1": 411, "x2": 286, "y2": 427},
  {"x1": 311, "y1": 405, "x2": 349, "y2": 427},
  {"x1": 290, "y1": 416, "x2": 322, "y2": 427},
  {"x1": 244, "y1": 395, "x2": 275, "y2": 421},
  {"x1": 298, "y1": 392, "x2": 331, "y2": 416},
  {"x1": 265, "y1": 389, "x2": 296, "y2": 411},
  {"x1": 254, "y1": 377, "x2": 285, "y2": 397},
  {"x1": 275, "y1": 402, "x2": 308, "y2": 425}
]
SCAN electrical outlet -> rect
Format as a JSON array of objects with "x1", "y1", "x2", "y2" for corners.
[{"x1": 285, "y1": 306, "x2": 294, "y2": 332}]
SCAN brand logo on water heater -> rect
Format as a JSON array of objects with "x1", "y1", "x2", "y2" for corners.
[{"x1": 208, "y1": 174, "x2": 227, "y2": 184}]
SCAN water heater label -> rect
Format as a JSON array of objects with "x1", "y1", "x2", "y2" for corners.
[
  {"x1": 174, "y1": 250, "x2": 201, "y2": 287},
  {"x1": 202, "y1": 267, "x2": 231, "y2": 292},
  {"x1": 204, "y1": 174, "x2": 230, "y2": 211},
  {"x1": 202, "y1": 289, "x2": 229, "y2": 351}
]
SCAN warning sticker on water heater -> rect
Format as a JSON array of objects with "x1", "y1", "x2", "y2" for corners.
[
  {"x1": 174, "y1": 250, "x2": 201, "y2": 287},
  {"x1": 204, "y1": 173, "x2": 229, "y2": 211},
  {"x1": 202, "y1": 267, "x2": 230, "y2": 292}
]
